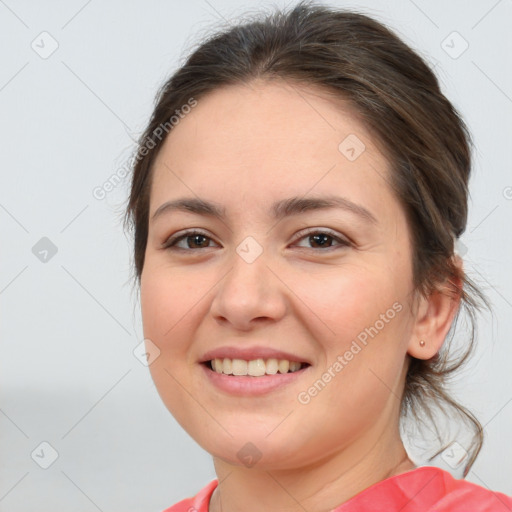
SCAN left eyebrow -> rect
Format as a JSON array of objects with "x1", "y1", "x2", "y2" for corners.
[
  {"x1": 271, "y1": 195, "x2": 378, "y2": 225},
  {"x1": 151, "y1": 195, "x2": 378, "y2": 225}
]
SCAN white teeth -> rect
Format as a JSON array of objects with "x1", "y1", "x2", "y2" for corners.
[
  {"x1": 213, "y1": 358, "x2": 223, "y2": 373},
  {"x1": 231, "y1": 359, "x2": 247, "y2": 376},
  {"x1": 222, "y1": 358, "x2": 232, "y2": 374},
  {"x1": 247, "y1": 359, "x2": 266, "y2": 376},
  {"x1": 266, "y1": 358, "x2": 278, "y2": 375},
  {"x1": 209, "y1": 357, "x2": 305, "y2": 376},
  {"x1": 278, "y1": 360, "x2": 289, "y2": 373}
]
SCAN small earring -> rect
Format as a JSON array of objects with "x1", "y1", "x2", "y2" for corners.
[{"x1": 419, "y1": 340, "x2": 426, "y2": 347}]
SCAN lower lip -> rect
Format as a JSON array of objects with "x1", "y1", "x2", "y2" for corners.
[{"x1": 200, "y1": 363, "x2": 310, "y2": 396}]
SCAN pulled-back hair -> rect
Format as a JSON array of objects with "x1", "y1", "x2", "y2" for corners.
[{"x1": 124, "y1": 0, "x2": 490, "y2": 476}]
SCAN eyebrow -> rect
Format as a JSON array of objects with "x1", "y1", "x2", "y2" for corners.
[{"x1": 151, "y1": 195, "x2": 378, "y2": 225}]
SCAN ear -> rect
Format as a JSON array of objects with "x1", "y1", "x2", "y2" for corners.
[{"x1": 407, "y1": 255, "x2": 463, "y2": 360}]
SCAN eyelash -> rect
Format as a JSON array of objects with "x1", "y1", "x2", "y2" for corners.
[{"x1": 162, "y1": 228, "x2": 350, "y2": 252}]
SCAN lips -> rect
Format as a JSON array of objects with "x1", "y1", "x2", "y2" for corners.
[{"x1": 200, "y1": 356, "x2": 311, "y2": 395}]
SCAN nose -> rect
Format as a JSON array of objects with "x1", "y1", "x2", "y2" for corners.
[{"x1": 209, "y1": 241, "x2": 287, "y2": 331}]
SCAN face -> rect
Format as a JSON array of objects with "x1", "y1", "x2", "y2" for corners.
[{"x1": 140, "y1": 79, "x2": 419, "y2": 470}]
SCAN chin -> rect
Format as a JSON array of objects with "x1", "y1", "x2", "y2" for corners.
[{"x1": 197, "y1": 433, "x2": 312, "y2": 471}]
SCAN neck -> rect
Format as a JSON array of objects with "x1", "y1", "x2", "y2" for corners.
[{"x1": 209, "y1": 427, "x2": 415, "y2": 512}]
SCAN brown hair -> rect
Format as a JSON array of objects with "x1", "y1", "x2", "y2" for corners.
[{"x1": 124, "y1": 0, "x2": 490, "y2": 476}]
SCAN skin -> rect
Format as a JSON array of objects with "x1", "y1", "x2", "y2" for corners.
[{"x1": 140, "y1": 79, "x2": 461, "y2": 512}]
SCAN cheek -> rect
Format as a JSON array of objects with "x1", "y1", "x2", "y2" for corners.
[
  {"x1": 295, "y1": 263, "x2": 407, "y2": 352},
  {"x1": 140, "y1": 264, "x2": 195, "y2": 351},
  {"x1": 298, "y1": 264, "x2": 411, "y2": 410},
  {"x1": 313, "y1": 271, "x2": 410, "y2": 406},
  {"x1": 139, "y1": 264, "x2": 203, "y2": 423},
  {"x1": 140, "y1": 260, "x2": 223, "y2": 374}
]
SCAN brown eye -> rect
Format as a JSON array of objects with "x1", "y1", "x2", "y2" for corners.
[
  {"x1": 184, "y1": 234, "x2": 211, "y2": 249},
  {"x1": 163, "y1": 230, "x2": 217, "y2": 250},
  {"x1": 308, "y1": 233, "x2": 335, "y2": 248},
  {"x1": 293, "y1": 229, "x2": 349, "y2": 250}
]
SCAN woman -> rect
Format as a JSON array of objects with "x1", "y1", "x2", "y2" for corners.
[{"x1": 124, "y1": 1, "x2": 512, "y2": 510}]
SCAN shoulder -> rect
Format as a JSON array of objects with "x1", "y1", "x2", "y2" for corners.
[
  {"x1": 159, "y1": 469, "x2": 512, "y2": 512},
  {"x1": 427, "y1": 466, "x2": 512, "y2": 511},
  {"x1": 161, "y1": 479, "x2": 218, "y2": 512},
  {"x1": 335, "y1": 466, "x2": 512, "y2": 511}
]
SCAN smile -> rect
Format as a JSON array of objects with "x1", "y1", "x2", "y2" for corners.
[{"x1": 201, "y1": 358, "x2": 311, "y2": 396}]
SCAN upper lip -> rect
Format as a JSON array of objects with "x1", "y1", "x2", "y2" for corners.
[{"x1": 200, "y1": 346, "x2": 312, "y2": 365}]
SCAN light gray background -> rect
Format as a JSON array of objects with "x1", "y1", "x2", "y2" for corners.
[{"x1": 1, "y1": 0, "x2": 511, "y2": 510}]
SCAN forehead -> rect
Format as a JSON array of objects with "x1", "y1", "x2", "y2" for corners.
[
  {"x1": 154, "y1": 79, "x2": 381, "y2": 167},
  {"x1": 149, "y1": 79, "x2": 397, "y2": 223}
]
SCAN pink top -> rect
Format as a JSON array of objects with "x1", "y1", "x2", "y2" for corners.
[{"x1": 162, "y1": 466, "x2": 512, "y2": 511}]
